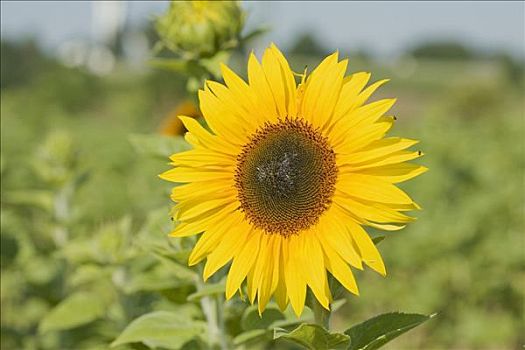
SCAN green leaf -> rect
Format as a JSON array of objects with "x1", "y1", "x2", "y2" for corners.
[
  {"x1": 60, "y1": 218, "x2": 134, "y2": 265},
  {"x1": 3, "y1": 190, "x2": 54, "y2": 212},
  {"x1": 241, "y1": 304, "x2": 285, "y2": 330},
  {"x1": 147, "y1": 243, "x2": 192, "y2": 266},
  {"x1": 149, "y1": 247, "x2": 195, "y2": 278},
  {"x1": 187, "y1": 282, "x2": 225, "y2": 302},
  {"x1": 111, "y1": 311, "x2": 206, "y2": 349},
  {"x1": 274, "y1": 323, "x2": 350, "y2": 350},
  {"x1": 233, "y1": 329, "x2": 269, "y2": 346},
  {"x1": 124, "y1": 263, "x2": 193, "y2": 294},
  {"x1": 69, "y1": 264, "x2": 108, "y2": 287},
  {"x1": 129, "y1": 134, "x2": 190, "y2": 159},
  {"x1": 372, "y1": 236, "x2": 385, "y2": 245},
  {"x1": 96, "y1": 217, "x2": 132, "y2": 262},
  {"x1": 345, "y1": 312, "x2": 436, "y2": 350},
  {"x1": 60, "y1": 239, "x2": 99, "y2": 264},
  {"x1": 23, "y1": 256, "x2": 60, "y2": 285},
  {"x1": 39, "y1": 292, "x2": 107, "y2": 333}
]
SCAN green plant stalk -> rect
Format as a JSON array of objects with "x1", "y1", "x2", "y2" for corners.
[
  {"x1": 215, "y1": 293, "x2": 228, "y2": 350},
  {"x1": 311, "y1": 295, "x2": 331, "y2": 330},
  {"x1": 196, "y1": 265, "x2": 225, "y2": 349},
  {"x1": 52, "y1": 181, "x2": 74, "y2": 247}
]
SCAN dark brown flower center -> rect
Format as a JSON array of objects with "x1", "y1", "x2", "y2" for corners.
[{"x1": 234, "y1": 118, "x2": 337, "y2": 236}]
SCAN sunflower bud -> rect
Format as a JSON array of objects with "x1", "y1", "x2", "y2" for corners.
[{"x1": 156, "y1": 1, "x2": 244, "y2": 58}]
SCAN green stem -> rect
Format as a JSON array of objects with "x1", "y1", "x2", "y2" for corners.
[
  {"x1": 311, "y1": 295, "x2": 331, "y2": 330},
  {"x1": 52, "y1": 182, "x2": 73, "y2": 247},
  {"x1": 195, "y1": 265, "x2": 220, "y2": 349},
  {"x1": 215, "y1": 294, "x2": 228, "y2": 350},
  {"x1": 195, "y1": 266, "x2": 229, "y2": 350}
]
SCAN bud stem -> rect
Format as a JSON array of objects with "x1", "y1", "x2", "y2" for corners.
[{"x1": 310, "y1": 295, "x2": 331, "y2": 330}]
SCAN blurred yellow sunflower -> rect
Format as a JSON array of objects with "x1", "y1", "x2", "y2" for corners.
[
  {"x1": 160, "y1": 44, "x2": 426, "y2": 316},
  {"x1": 159, "y1": 100, "x2": 202, "y2": 136}
]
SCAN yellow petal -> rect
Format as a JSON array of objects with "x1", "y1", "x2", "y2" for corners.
[
  {"x1": 353, "y1": 78, "x2": 390, "y2": 107},
  {"x1": 169, "y1": 149, "x2": 236, "y2": 166},
  {"x1": 318, "y1": 231, "x2": 359, "y2": 295},
  {"x1": 317, "y1": 211, "x2": 363, "y2": 269},
  {"x1": 389, "y1": 202, "x2": 422, "y2": 211},
  {"x1": 354, "y1": 99, "x2": 397, "y2": 126},
  {"x1": 171, "y1": 180, "x2": 235, "y2": 202},
  {"x1": 248, "y1": 52, "x2": 279, "y2": 122},
  {"x1": 315, "y1": 59, "x2": 348, "y2": 129},
  {"x1": 262, "y1": 47, "x2": 287, "y2": 117},
  {"x1": 329, "y1": 99, "x2": 396, "y2": 149},
  {"x1": 176, "y1": 196, "x2": 238, "y2": 222},
  {"x1": 303, "y1": 233, "x2": 330, "y2": 309},
  {"x1": 334, "y1": 193, "x2": 415, "y2": 224},
  {"x1": 159, "y1": 166, "x2": 233, "y2": 183},
  {"x1": 172, "y1": 190, "x2": 235, "y2": 214},
  {"x1": 367, "y1": 222, "x2": 406, "y2": 231},
  {"x1": 246, "y1": 264, "x2": 257, "y2": 304},
  {"x1": 337, "y1": 173, "x2": 414, "y2": 205},
  {"x1": 220, "y1": 63, "x2": 265, "y2": 126},
  {"x1": 346, "y1": 220, "x2": 386, "y2": 276},
  {"x1": 346, "y1": 151, "x2": 424, "y2": 171},
  {"x1": 258, "y1": 235, "x2": 281, "y2": 314},
  {"x1": 225, "y1": 229, "x2": 261, "y2": 299},
  {"x1": 284, "y1": 234, "x2": 307, "y2": 316},
  {"x1": 337, "y1": 138, "x2": 418, "y2": 166},
  {"x1": 169, "y1": 201, "x2": 239, "y2": 238},
  {"x1": 357, "y1": 163, "x2": 429, "y2": 183},
  {"x1": 250, "y1": 234, "x2": 271, "y2": 304},
  {"x1": 203, "y1": 220, "x2": 251, "y2": 281},
  {"x1": 188, "y1": 211, "x2": 243, "y2": 266},
  {"x1": 184, "y1": 132, "x2": 200, "y2": 147},
  {"x1": 199, "y1": 88, "x2": 249, "y2": 146},
  {"x1": 300, "y1": 52, "x2": 341, "y2": 126},
  {"x1": 178, "y1": 116, "x2": 239, "y2": 155},
  {"x1": 270, "y1": 43, "x2": 297, "y2": 117},
  {"x1": 334, "y1": 118, "x2": 394, "y2": 155},
  {"x1": 205, "y1": 80, "x2": 260, "y2": 133},
  {"x1": 331, "y1": 71, "x2": 372, "y2": 125},
  {"x1": 274, "y1": 240, "x2": 288, "y2": 311}
]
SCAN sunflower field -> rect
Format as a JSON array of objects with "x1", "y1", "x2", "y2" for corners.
[{"x1": 1, "y1": 2, "x2": 524, "y2": 350}]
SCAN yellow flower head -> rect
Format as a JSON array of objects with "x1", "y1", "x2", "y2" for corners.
[{"x1": 160, "y1": 44, "x2": 427, "y2": 316}]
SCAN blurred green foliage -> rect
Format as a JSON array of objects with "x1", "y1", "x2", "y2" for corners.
[
  {"x1": 1, "y1": 36, "x2": 524, "y2": 350},
  {"x1": 1, "y1": 39, "x2": 52, "y2": 89},
  {"x1": 410, "y1": 41, "x2": 476, "y2": 60}
]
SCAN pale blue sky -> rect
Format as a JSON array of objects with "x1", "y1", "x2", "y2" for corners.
[{"x1": 1, "y1": 1, "x2": 524, "y2": 58}]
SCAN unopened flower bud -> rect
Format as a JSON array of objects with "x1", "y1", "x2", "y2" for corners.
[{"x1": 156, "y1": 1, "x2": 244, "y2": 58}]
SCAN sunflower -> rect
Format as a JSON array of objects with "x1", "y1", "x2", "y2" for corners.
[
  {"x1": 159, "y1": 100, "x2": 202, "y2": 136},
  {"x1": 160, "y1": 44, "x2": 426, "y2": 316}
]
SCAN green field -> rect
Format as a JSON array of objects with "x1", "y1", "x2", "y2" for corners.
[{"x1": 1, "y1": 49, "x2": 524, "y2": 349}]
